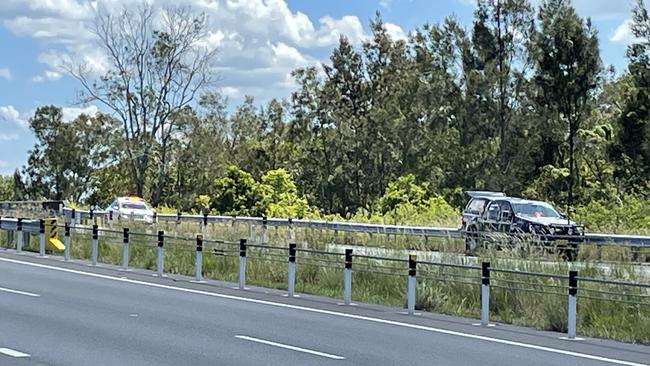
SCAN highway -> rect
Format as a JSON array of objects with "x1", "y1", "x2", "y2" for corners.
[{"x1": 0, "y1": 251, "x2": 648, "y2": 366}]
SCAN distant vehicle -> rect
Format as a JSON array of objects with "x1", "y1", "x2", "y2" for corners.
[
  {"x1": 462, "y1": 193, "x2": 584, "y2": 260},
  {"x1": 105, "y1": 196, "x2": 155, "y2": 224}
]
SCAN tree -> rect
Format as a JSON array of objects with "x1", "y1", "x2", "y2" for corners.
[
  {"x1": 66, "y1": 3, "x2": 218, "y2": 205},
  {"x1": 20, "y1": 106, "x2": 114, "y2": 202},
  {"x1": 612, "y1": 0, "x2": 650, "y2": 189},
  {"x1": 532, "y1": 0, "x2": 601, "y2": 212},
  {"x1": 0, "y1": 175, "x2": 13, "y2": 201}
]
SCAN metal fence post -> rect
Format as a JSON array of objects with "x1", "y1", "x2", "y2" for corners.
[
  {"x1": 156, "y1": 230, "x2": 164, "y2": 276},
  {"x1": 238, "y1": 239, "x2": 247, "y2": 289},
  {"x1": 153, "y1": 211, "x2": 158, "y2": 224},
  {"x1": 567, "y1": 270, "x2": 578, "y2": 339},
  {"x1": 343, "y1": 249, "x2": 353, "y2": 305},
  {"x1": 39, "y1": 219, "x2": 45, "y2": 257},
  {"x1": 89, "y1": 209, "x2": 94, "y2": 226},
  {"x1": 16, "y1": 218, "x2": 22, "y2": 253},
  {"x1": 122, "y1": 228, "x2": 129, "y2": 270},
  {"x1": 287, "y1": 243, "x2": 296, "y2": 297},
  {"x1": 91, "y1": 224, "x2": 98, "y2": 265},
  {"x1": 71, "y1": 209, "x2": 76, "y2": 228},
  {"x1": 195, "y1": 235, "x2": 203, "y2": 282},
  {"x1": 407, "y1": 254, "x2": 417, "y2": 315},
  {"x1": 108, "y1": 211, "x2": 113, "y2": 228},
  {"x1": 64, "y1": 222, "x2": 70, "y2": 261},
  {"x1": 481, "y1": 262, "x2": 491, "y2": 326}
]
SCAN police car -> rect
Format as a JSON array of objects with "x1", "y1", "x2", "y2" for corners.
[{"x1": 105, "y1": 196, "x2": 155, "y2": 223}]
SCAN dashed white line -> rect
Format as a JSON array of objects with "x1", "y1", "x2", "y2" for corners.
[
  {"x1": 0, "y1": 347, "x2": 30, "y2": 358},
  {"x1": 235, "y1": 335, "x2": 345, "y2": 360},
  {"x1": 0, "y1": 286, "x2": 40, "y2": 297},
  {"x1": 0, "y1": 256, "x2": 646, "y2": 366}
]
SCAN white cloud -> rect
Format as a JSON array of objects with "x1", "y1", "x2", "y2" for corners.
[
  {"x1": 0, "y1": 0, "x2": 377, "y2": 105},
  {"x1": 385, "y1": 23, "x2": 407, "y2": 41},
  {"x1": 0, "y1": 133, "x2": 19, "y2": 141},
  {"x1": 611, "y1": 19, "x2": 637, "y2": 45},
  {"x1": 32, "y1": 70, "x2": 62, "y2": 82},
  {"x1": 0, "y1": 105, "x2": 28, "y2": 128},
  {"x1": 0, "y1": 68, "x2": 11, "y2": 80},
  {"x1": 61, "y1": 105, "x2": 99, "y2": 122}
]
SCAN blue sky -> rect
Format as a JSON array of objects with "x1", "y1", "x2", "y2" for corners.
[{"x1": 0, "y1": 0, "x2": 640, "y2": 175}]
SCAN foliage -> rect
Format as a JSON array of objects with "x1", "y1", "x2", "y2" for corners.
[{"x1": 0, "y1": 175, "x2": 13, "y2": 201}]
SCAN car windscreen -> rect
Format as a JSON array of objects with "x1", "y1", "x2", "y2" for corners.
[
  {"x1": 512, "y1": 203, "x2": 560, "y2": 218},
  {"x1": 121, "y1": 202, "x2": 149, "y2": 210}
]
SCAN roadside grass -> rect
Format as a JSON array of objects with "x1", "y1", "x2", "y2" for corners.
[{"x1": 6, "y1": 226, "x2": 650, "y2": 344}]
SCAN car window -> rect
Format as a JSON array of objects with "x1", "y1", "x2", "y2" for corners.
[
  {"x1": 486, "y1": 202, "x2": 500, "y2": 221},
  {"x1": 513, "y1": 202, "x2": 560, "y2": 218},
  {"x1": 121, "y1": 202, "x2": 149, "y2": 210},
  {"x1": 465, "y1": 198, "x2": 487, "y2": 214}
]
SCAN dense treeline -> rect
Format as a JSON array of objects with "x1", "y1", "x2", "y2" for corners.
[{"x1": 7, "y1": 0, "x2": 650, "y2": 226}]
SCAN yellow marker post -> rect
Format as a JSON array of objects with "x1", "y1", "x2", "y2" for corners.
[{"x1": 44, "y1": 217, "x2": 65, "y2": 251}]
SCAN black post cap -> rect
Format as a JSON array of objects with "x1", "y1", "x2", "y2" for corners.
[
  {"x1": 569, "y1": 270, "x2": 578, "y2": 296},
  {"x1": 92, "y1": 224, "x2": 98, "y2": 239},
  {"x1": 409, "y1": 254, "x2": 417, "y2": 277},
  {"x1": 239, "y1": 238, "x2": 247, "y2": 257},
  {"x1": 196, "y1": 235, "x2": 203, "y2": 252},
  {"x1": 289, "y1": 243, "x2": 296, "y2": 263},
  {"x1": 157, "y1": 231, "x2": 164, "y2": 247},
  {"x1": 482, "y1": 262, "x2": 490, "y2": 285}
]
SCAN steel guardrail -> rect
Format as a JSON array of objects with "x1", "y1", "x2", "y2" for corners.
[{"x1": 0, "y1": 207, "x2": 642, "y2": 248}]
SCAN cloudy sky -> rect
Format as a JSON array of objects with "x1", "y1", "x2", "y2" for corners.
[{"x1": 0, "y1": 0, "x2": 641, "y2": 175}]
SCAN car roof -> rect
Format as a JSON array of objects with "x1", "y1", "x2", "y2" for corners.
[
  {"x1": 492, "y1": 197, "x2": 554, "y2": 207},
  {"x1": 116, "y1": 196, "x2": 147, "y2": 203},
  {"x1": 465, "y1": 191, "x2": 506, "y2": 199}
]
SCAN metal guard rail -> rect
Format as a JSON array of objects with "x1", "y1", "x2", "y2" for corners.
[{"x1": 27, "y1": 207, "x2": 650, "y2": 247}]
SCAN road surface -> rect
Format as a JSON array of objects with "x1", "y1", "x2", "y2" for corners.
[{"x1": 0, "y1": 251, "x2": 648, "y2": 366}]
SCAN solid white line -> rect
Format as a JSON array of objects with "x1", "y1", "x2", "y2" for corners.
[
  {"x1": 0, "y1": 347, "x2": 30, "y2": 358},
  {"x1": 0, "y1": 286, "x2": 40, "y2": 297},
  {"x1": 0, "y1": 256, "x2": 646, "y2": 366},
  {"x1": 235, "y1": 335, "x2": 345, "y2": 360}
]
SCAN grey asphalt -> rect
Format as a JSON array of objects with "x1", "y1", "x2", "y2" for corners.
[{"x1": 0, "y1": 251, "x2": 648, "y2": 366}]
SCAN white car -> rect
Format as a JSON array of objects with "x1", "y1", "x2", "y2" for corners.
[{"x1": 105, "y1": 197, "x2": 155, "y2": 223}]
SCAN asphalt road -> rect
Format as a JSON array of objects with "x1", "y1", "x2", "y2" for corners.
[{"x1": 0, "y1": 251, "x2": 648, "y2": 366}]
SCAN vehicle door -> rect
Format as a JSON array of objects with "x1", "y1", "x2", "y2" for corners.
[
  {"x1": 497, "y1": 201, "x2": 515, "y2": 233},
  {"x1": 482, "y1": 201, "x2": 502, "y2": 234}
]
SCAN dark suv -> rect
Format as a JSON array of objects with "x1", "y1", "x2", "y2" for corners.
[
  {"x1": 460, "y1": 191, "x2": 505, "y2": 230},
  {"x1": 462, "y1": 195, "x2": 584, "y2": 260}
]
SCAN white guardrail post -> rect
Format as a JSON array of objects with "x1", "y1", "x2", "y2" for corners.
[
  {"x1": 481, "y1": 262, "x2": 491, "y2": 326},
  {"x1": 567, "y1": 270, "x2": 578, "y2": 339},
  {"x1": 343, "y1": 249, "x2": 353, "y2": 305},
  {"x1": 121, "y1": 228, "x2": 129, "y2": 270},
  {"x1": 16, "y1": 218, "x2": 23, "y2": 253},
  {"x1": 195, "y1": 234, "x2": 203, "y2": 282},
  {"x1": 407, "y1": 254, "x2": 417, "y2": 315},
  {"x1": 287, "y1": 243, "x2": 296, "y2": 297},
  {"x1": 238, "y1": 239, "x2": 247, "y2": 289},
  {"x1": 63, "y1": 222, "x2": 70, "y2": 261},
  {"x1": 91, "y1": 224, "x2": 98, "y2": 265},
  {"x1": 156, "y1": 230, "x2": 164, "y2": 277},
  {"x1": 39, "y1": 219, "x2": 46, "y2": 257}
]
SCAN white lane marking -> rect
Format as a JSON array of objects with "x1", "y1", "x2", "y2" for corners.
[
  {"x1": 0, "y1": 347, "x2": 30, "y2": 358},
  {"x1": 236, "y1": 335, "x2": 345, "y2": 360},
  {"x1": 0, "y1": 286, "x2": 40, "y2": 297},
  {"x1": 0, "y1": 257, "x2": 646, "y2": 366}
]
